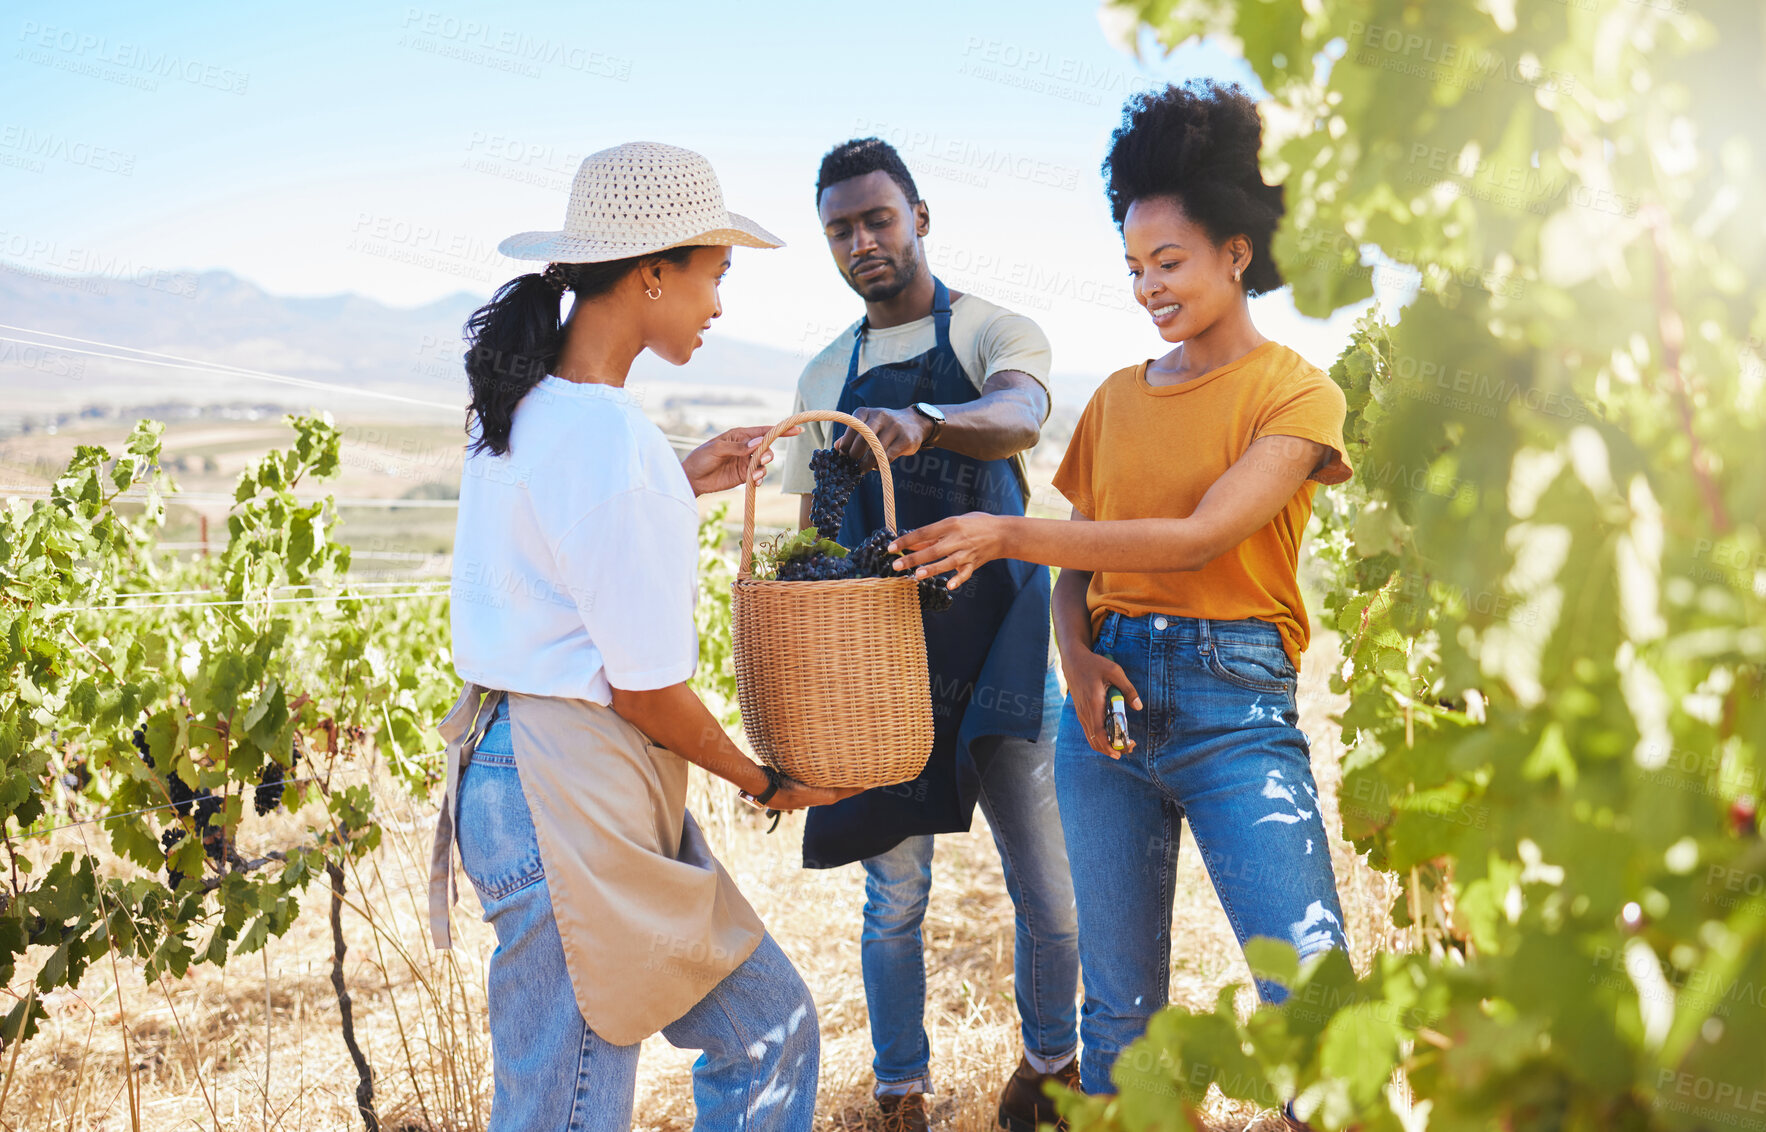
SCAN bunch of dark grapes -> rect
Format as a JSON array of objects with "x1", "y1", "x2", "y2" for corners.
[
  {"x1": 808, "y1": 447, "x2": 864, "y2": 536},
  {"x1": 846, "y1": 527, "x2": 954, "y2": 613},
  {"x1": 779, "y1": 481, "x2": 958, "y2": 613},
  {"x1": 847, "y1": 528, "x2": 896, "y2": 577},
  {"x1": 776, "y1": 553, "x2": 857, "y2": 582},
  {"x1": 253, "y1": 740, "x2": 303, "y2": 816},
  {"x1": 134, "y1": 725, "x2": 227, "y2": 885},
  {"x1": 916, "y1": 575, "x2": 954, "y2": 613},
  {"x1": 160, "y1": 827, "x2": 188, "y2": 889}
]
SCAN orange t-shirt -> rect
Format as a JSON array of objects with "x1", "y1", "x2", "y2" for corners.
[{"x1": 1050, "y1": 341, "x2": 1352, "y2": 670}]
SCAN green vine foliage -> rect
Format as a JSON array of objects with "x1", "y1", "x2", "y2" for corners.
[
  {"x1": 0, "y1": 414, "x2": 455, "y2": 1047},
  {"x1": 1062, "y1": 2, "x2": 1766, "y2": 1129},
  {"x1": 0, "y1": 414, "x2": 768, "y2": 1056},
  {"x1": 693, "y1": 501, "x2": 741, "y2": 730}
]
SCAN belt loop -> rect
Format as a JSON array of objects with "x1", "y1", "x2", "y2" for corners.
[
  {"x1": 462, "y1": 689, "x2": 505, "y2": 773},
  {"x1": 1197, "y1": 617, "x2": 1213, "y2": 651}
]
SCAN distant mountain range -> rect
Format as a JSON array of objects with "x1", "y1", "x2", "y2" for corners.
[{"x1": 0, "y1": 266, "x2": 808, "y2": 421}]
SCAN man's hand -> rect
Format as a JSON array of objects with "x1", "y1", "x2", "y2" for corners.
[
  {"x1": 1060, "y1": 648, "x2": 1141, "y2": 759},
  {"x1": 832, "y1": 406, "x2": 934, "y2": 474},
  {"x1": 681, "y1": 424, "x2": 802, "y2": 497},
  {"x1": 887, "y1": 512, "x2": 1009, "y2": 591}
]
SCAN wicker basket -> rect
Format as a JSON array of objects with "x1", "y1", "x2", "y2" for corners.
[{"x1": 730, "y1": 411, "x2": 934, "y2": 789}]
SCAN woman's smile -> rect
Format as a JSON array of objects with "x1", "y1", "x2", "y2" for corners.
[{"x1": 1147, "y1": 301, "x2": 1181, "y2": 326}]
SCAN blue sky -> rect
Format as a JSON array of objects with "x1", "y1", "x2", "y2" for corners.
[{"x1": 2, "y1": 1, "x2": 1371, "y2": 384}]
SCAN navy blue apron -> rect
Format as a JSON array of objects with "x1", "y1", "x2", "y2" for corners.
[{"x1": 802, "y1": 279, "x2": 1052, "y2": 869}]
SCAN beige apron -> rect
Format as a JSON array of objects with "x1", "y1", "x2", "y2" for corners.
[{"x1": 429, "y1": 682, "x2": 765, "y2": 1046}]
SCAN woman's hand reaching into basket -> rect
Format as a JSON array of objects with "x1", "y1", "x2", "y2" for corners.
[
  {"x1": 888, "y1": 512, "x2": 1009, "y2": 591},
  {"x1": 681, "y1": 425, "x2": 803, "y2": 497}
]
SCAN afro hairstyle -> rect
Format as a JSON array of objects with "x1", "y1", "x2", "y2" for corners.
[{"x1": 1102, "y1": 80, "x2": 1286, "y2": 296}]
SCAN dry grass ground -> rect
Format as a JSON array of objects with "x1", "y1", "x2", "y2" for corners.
[{"x1": 4, "y1": 628, "x2": 1400, "y2": 1131}]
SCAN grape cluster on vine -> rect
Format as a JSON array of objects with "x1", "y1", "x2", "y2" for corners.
[
  {"x1": 133, "y1": 725, "x2": 300, "y2": 887},
  {"x1": 254, "y1": 741, "x2": 303, "y2": 816}
]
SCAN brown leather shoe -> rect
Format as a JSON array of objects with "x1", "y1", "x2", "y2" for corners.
[
  {"x1": 876, "y1": 1092, "x2": 929, "y2": 1132},
  {"x1": 996, "y1": 1054, "x2": 1082, "y2": 1131}
]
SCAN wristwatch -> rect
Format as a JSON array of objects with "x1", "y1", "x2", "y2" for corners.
[
  {"x1": 740, "y1": 764, "x2": 783, "y2": 807},
  {"x1": 738, "y1": 764, "x2": 786, "y2": 832},
  {"x1": 910, "y1": 401, "x2": 946, "y2": 445}
]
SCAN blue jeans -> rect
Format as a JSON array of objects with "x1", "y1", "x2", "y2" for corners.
[
  {"x1": 1056, "y1": 613, "x2": 1348, "y2": 1096},
  {"x1": 861, "y1": 660, "x2": 1079, "y2": 1096},
  {"x1": 457, "y1": 702, "x2": 820, "y2": 1130}
]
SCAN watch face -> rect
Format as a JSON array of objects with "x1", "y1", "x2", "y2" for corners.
[{"x1": 915, "y1": 402, "x2": 946, "y2": 422}]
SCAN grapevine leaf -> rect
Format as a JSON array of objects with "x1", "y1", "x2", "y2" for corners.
[
  {"x1": 241, "y1": 678, "x2": 283, "y2": 741},
  {"x1": 109, "y1": 817, "x2": 160, "y2": 869},
  {"x1": 1317, "y1": 998, "x2": 1405, "y2": 1113}
]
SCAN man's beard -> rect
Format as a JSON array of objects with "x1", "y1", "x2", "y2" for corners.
[{"x1": 848, "y1": 250, "x2": 921, "y2": 302}]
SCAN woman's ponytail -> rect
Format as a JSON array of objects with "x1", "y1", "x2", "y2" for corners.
[{"x1": 463, "y1": 269, "x2": 568, "y2": 457}]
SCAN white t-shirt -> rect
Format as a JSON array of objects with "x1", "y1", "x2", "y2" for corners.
[{"x1": 451, "y1": 376, "x2": 699, "y2": 704}]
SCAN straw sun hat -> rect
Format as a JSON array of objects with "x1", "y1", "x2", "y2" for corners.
[{"x1": 497, "y1": 141, "x2": 783, "y2": 263}]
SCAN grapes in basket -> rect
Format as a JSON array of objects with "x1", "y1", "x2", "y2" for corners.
[{"x1": 755, "y1": 448, "x2": 953, "y2": 612}]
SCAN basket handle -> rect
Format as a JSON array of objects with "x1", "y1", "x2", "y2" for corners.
[{"x1": 738, "y1": 410, "x2": 897, "y2": 580}]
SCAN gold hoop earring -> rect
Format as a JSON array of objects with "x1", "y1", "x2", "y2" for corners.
[{"x1": 645, "y1": 286, "x2": 662, "y2": 300}]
